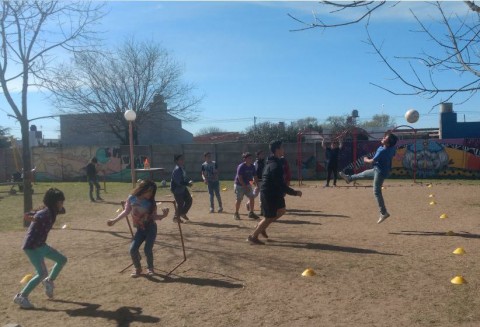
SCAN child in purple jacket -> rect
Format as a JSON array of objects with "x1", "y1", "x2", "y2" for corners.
[{"x1": 14, "y1": 188, "x2": 67, "y2": 309}]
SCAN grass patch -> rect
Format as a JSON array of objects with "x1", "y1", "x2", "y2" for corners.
[
  {"x1": 1, "y1": 179, "x2": 477, "y2": 232},
  {"x1": 0, "y1": 180, "x2": 214, "y2": 232}
]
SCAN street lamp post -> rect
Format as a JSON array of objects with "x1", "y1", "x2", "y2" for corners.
[{"x1": 124, "y1": 110, "x2": 137, "y2": 188}]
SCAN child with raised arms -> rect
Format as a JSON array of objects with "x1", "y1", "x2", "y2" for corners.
[{"x1": 107, "y1": 180, "x2": 169, "y2": 277}]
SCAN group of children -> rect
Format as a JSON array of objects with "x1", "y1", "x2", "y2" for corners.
[{"x1": 14, "y1": 132, "x2": 398, "y2": 308}]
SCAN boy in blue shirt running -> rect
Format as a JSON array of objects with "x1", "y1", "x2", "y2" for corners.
[{"x1": 339, "y1": 132, "x2": 398, "y2": 224}]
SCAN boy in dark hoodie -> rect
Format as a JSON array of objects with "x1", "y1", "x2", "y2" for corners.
[{"x1": 247, "y1": 140, "x2": 302, "y2": 245}]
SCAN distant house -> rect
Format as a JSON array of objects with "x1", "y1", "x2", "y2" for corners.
[
  {"x1": 28, "y1": 125, "x2": 43, "y2": 147},
  {"x1": 60, "y1": 95, "x2": 193, "y2": 146},
  {"x1": 439, "y1": 102, "x2": 480, "y2": 139},
  {"x1": 193, "y1": 132, "x2": 245, "y2": 144}
]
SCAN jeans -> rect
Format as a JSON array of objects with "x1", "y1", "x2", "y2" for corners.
[
  {"x1": 22, "y1": 245, "x2": 67, "y2": 297},
  {"x1": 207, "y1": 180, "x2": 222, "y2": 209},
  {"x1": 88, "y1": 177, "x2": 100, "y2": 200},
  {"x1": 130, "y1": 222, "x2": 157, "y2": 270},
  {"x1": 350, "y1": 168, "x2": 388, "y2": 215}
]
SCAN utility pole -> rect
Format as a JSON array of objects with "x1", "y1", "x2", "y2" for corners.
[{"x1": 253, "y1": 116, "x2": 257, "y2": 143}]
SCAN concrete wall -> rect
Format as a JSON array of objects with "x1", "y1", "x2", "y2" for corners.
[
  {"x1": 1, "y1": 138, "x2": 479, "y2": 184},
  {"x1": 439, "y1": 103, "x2": 480, "y2": 139}
]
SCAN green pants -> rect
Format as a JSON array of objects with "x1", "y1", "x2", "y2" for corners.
[{"x1": 21, "y1": 244, "x2": 67, "y2": 297}]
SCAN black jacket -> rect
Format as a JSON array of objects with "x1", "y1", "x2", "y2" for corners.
[
  {"x1": 86, "y1": 162, "x2": 97, "y2": 180},
  {"x1": 255, "y1": 158, "x2": 265, "y2": 180},
  {"x1": 260, "y1": 155, "x2": 296, "y2": 199}
]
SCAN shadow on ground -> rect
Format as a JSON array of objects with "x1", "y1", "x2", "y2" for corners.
[
  {"x1": 267, "y1": 240, "x2": 401, "y2": 256},
  {"x1": 144, "y1": 273, "x2": 244, "y2": 289},
  {"x1": 390, "y1": 230, "x2": 480, "y2": 239},
  {"x1": 35, "y1": 299, "x2": 160, "y2": 327}
]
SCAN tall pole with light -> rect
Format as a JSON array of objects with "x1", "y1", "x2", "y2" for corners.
[{"x1": 124, "y1": 109, "x2": 137, "y2": 188}]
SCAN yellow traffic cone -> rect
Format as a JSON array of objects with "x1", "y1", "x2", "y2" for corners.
[
  {"x1": 453, "y1": 247, "x2": 466, "y2": 255},
  {"x1": 302, "y1": 268, "x2": 316, "y2": 277},
  {"x1": 222, "y1": 187, "x2": 228, "y2": 191},
  {"x1": 428, "y1": 194, "x2": 435, "y2": 198},
  {"x1": 440, "y1": 213, "x2": 448, "y2": 219},
  {"x1": 450, "y1": 276, "x2": 466, "y2": 284},
  {"x1": 20, "y1": 274, "x2": 33, "y2": 284},
  {"x1": 429, "y1": 201, "x2": 436, "y2": 205},
  {"x1": 427, "y1": 184, "x2": 432, "y2": 188},
  {"x1": 446, "y1": 231, "x2": 456, "y2": 236},
  {"x1": 62, "y1": 224, "x2": 68, "y2": 229}
]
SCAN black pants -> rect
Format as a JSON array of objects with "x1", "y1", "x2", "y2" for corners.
[
  {"x1": 88, "y1": 178, "x2": 101, "y2": 200},
  {"x1": 326, "y1": 164, "x2": 338, "y2": 186},
  {"x1": 174, "y1": 189, "x2": 193, "y2": 216}
]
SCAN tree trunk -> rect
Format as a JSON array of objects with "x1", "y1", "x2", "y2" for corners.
[{"x1": 20, "y1": 117, "x2": 33, "y2": 227}]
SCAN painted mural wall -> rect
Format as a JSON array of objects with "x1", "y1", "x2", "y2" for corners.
[
  {"x1": 2, "y1": 138, "x2": 478, "y2": 183},
  {"x1": 394, "y1": 138, "x2": 480, "y2": 178},
  {"x1": 32, "y1": 146, "x2": 125, "y2": 182},
  {"x1": 307, "y1": 138, "x2": 480, "y2": 179}
]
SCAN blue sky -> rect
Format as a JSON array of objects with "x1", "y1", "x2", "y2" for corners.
[{"x1": 2, "y1": 1, "x2": 480, "y2": 139}]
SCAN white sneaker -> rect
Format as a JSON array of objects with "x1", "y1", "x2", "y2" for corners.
[
  {"x1": 13, "y1": 294, "x2": 34, "y2": 309},
  {"x1": 42, "y1": 278, "x2": 54, "y2": 298},
  {"x1": 217, "y1": 207, "x2": 223, "y2": 213},
  {"x1": 209, "y1": 208, "x2": 214, "y2": 213},
  {"x1": 377, "y1": 212, "x2": 390, "y2": 224},
  {"x1": 339, "y1": 172, "x2": 351, "y2": 184}
]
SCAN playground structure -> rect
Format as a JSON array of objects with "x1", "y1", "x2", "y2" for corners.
[
  {"x1": 1, "y1": 132, "x2": 479, "y2": 186},
  {"x1": 296, "y1": 125, "x2": 423, "y2": 185},
  {"x1": 391, "y1": 125, "x2": 417, "y2": 182}
]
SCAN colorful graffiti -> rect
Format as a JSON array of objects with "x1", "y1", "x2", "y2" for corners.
[
  {"x1": 31, "y1": 145, "x2": 157, "y2": 182},
  {"x1": 32, "y1": 146, "x2": 123, "y2": 182},
  {"x1": 15, "y1": 138, "x2": 480, "y2": 182},
  {"x1": 300, "y1": 138, "x2": 480, "y2": 180},
  {"x1": 393, "y1": 139, "x2": 480, "y2": 178}
]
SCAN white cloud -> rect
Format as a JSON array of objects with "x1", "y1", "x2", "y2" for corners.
[{"x1": 266, "y1": 1, "x2": 472, "y2": 24}]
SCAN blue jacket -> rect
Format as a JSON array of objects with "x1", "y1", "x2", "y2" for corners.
[
  {"x1": 373, "y1": 146, "x2": 396, "y2": 177},
  {"x1": 171, "y1": 165, "x2": 190, "y2": 194}
]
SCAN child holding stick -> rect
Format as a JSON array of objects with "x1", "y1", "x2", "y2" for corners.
[{"x1": 107, "y1": 180, "x2": 169, "y2": 277}]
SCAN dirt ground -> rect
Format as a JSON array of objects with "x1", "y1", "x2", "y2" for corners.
[{"x1": 2, "y1": 180, "x2": 480, "y2": 327}]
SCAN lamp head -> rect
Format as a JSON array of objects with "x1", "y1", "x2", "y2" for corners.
[{"x1": 124, "y1": 110, "x2": 136, "y2": 122}]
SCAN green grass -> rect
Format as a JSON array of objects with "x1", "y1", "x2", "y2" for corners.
[
  {"x1": 0, "y1": 181, "x2": 213, "y2": 232},
  {"x1": 1, "y1": 179, "x2": 478, "y2": 232}
]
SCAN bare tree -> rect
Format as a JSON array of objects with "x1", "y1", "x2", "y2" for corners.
[
  {"x1": 0, "y1": 126, "x2": 10, "y2": 148},
  {"x1": 289, "y1": 1, "x2": 480, "y2": 110},
  {"x1": 195, "y1": 126, "x2": 227, "y2": 137},
  {"x1": 0, "y1": 1, "x2": 104, "y2": 214},
  {"x1": 359, "y1": 114, "x2": 395, "y2": 128},
  {"x1": 46, "y1": 38, "x2": 202, "y2": 144},
  {"x1": 244, "y1": 117, "x2": 322, "y2": 143}
]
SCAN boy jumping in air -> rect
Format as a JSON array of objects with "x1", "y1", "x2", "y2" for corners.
[{"x1": 339, "y1": 132, "x2": 398, "y2": 224}]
